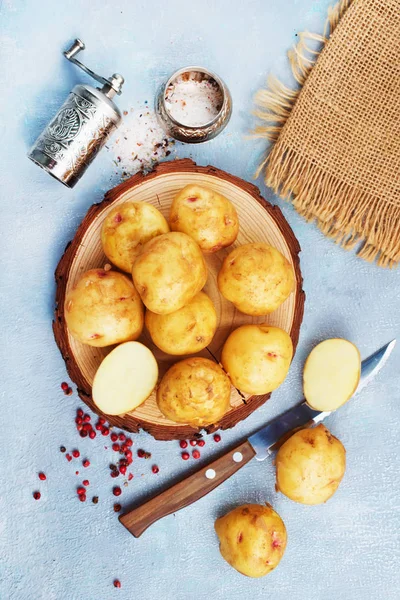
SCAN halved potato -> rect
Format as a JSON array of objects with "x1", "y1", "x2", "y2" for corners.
[
  {"x1": 92, "y1": 342, "x2": 158, "y2": 415},
  {"x1": 304, "y1": 339, "x2": 361, "y2": 411}
]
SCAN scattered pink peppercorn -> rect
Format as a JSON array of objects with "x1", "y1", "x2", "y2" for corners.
[
  {"x1": 77, "y1": 486, "x2": 86, "y2": 495},
  {"x1": 118, "y1": 433, "x2": 126, "y2": 442},
  {"x1": 60, "y1": 446, "x2": 66, "y2": 453},
  {"x1": 113, "y1": 487, "x2": 122, "y2": 497},
  {"x1": 119, "y1": 465, "x2": 127, "y2": 475},
  {"x1": 213, "y1": 434, "x2": 221, "y2": 443},
  {"x1": 190, "y1": 440, "x2": 197, "y2": 447},
  {"x1": 80, "y1": 430, "x2": 88, "y2": 438},
  {"x1": 192, "y1": 450, "x2": 200, "y2": 459},
  {"x1": 112, "y1": 443, "x2": 120, "y2": 452},
  {"x1": 111, "y1": 433, "x2": 118, "y2": 442},
  {"x1": 79, "y1": 494, "x2": 86, "y2": 502},
  {"x1": 65, "y1": 387, "x2": 73, "y2": 396},
  {"x1": 89, "y1": 430, "x2": 96, "y2": 439},
  {"x1": 179, "y1": 440, "x2": 188, "y2": 449},
  {"x1": 152, "y1": 465, "x2": 159, "y2": 474},
  {"x1": 198, "y1": 440, "x2": 205, "y2": 447},
  {"x1": 181, "y1": 452, "x2": 190, "y2": 460},
  {"x1": 82, "y1": 480, "x2": 89, "y2": 486},
  {"x1": 75, "y1": 417, "x2": 83, "y2": 425},
  {"x1": 113, "y1": 503, "x2": 122, "y2": 513},
  {"x1": 83, "y1": 459, "x2": 90, "y2": 468},
  {"x1": 38, "y1": 472, "x2": 46, "y2": 481},
  {"x1": 95, "y1": 423, "x2": 102, "y2": 431},
  {"x1": 77, "y1": 408, "x2": 84, "y2": 417},
  {"x1": 98, "y1": 417, "x2": 106, "y2": 426},
  {"x1": 125, "y1": 450, "x2": 132, "y2": 460},
  {"x1": 125, "y1": 438, "x2": 133, "y2": 447},
  {"x1": 111, "y1": 470, "x2": 119, "y2": 478},
  {"x1": 72, "y1": 450, "x2": 80, "y2": 458},
  {"x1": 66, "y1": 454, "x2": 72, "y2": 462},
  {"x1": 92, "y1": 496, "x2": 99, "y2": 504},
  {"x1": 120, "y1": 443, "x2": 128, "y2": 453},
  {"x1": 83, "y1": 423, "x2": 92, "y2": 432},
  {"x1": 61, "y1": 382, "x2": 69, "y2": 391},
  {"x1": 127, "y1": 456, "x2": 133, "y2": 465},
  {"x1": 137, "y1": 449, "x2": 145, "y2": 458},
  {"x1": 75, "y1": 471, "x2": 79, "y2": 475},
  {"x1": 114, "y1": 579, "x2": 121, "y2": 588},
  {"x1": 33, "y1": 491, "x2": 41, "y2": 500},
  {"x1": 102, "y1": 427, "x2": 110, "y2": 436},
  {"x1": 128, "y1": 473, "x2": 133, "y2": 481},
  {"x1": 83, "y1": 414, "x2": 91, "y2": 423}
]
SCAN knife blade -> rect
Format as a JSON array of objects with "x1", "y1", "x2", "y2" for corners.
[{"x1": 119, "y1": 340, "x2": 395, "y2": 537}]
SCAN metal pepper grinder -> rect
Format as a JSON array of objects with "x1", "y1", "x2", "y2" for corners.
[{"x1": 28, "y1": 39, "x2": 124, "y2": 188}]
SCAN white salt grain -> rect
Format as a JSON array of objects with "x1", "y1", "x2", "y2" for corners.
[{"x1": 165, "y1": 74, "x2": 223, "y2": 127}]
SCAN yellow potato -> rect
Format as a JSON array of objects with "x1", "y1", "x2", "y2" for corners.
[
  {"x1": 218, "y1": 243, "x2": 295, "y2": 315},
  {"x1": 145, "y1": 292, "x2": 217, "y2": 355},
  {"x1": 169, "y1": 184, "x2": 239, "y2": 253},
  {"x1": 215, "y1": 504, "x2": 287, "y2": 578},
  {"x1": 101, "y1": 201, "x2": 169, "y2": 273},
  {"x1": 304, "y1": 339, "x2": 361, "y2": 411},
  {"x1": 92, "y1": 342, "x2": 158, "y2": 415},
  {"x1": 157, "y1": 357, "x2": 231, "y2": 427},
  {"x1": 276, "y1": 424, "x2": 346, "y2": 505},
  {"x1": 221, "y1": 324, "x2": 293, "y2": 395},
  {"x1": 132, "y1": 232, "x2": 207, "y2": 315},
  {"x1": 64, "y1": 269, "x2": 144, "y2": 347}
]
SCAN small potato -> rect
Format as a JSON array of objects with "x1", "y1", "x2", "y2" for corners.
[
  {"x1": 218, "y1": 243, "x2": 295, "y2": 315},
  {"x1": 64, "y1": 269, "x2": 144, "y2": 347},
  {"x1": 169, "y1": 184, "x2": 239, "y2": 253},
  {"x1": 145, "y1": 292, "x2": 217, "y2": 355},
  {"x1": 221, "y1": 324, "x2": 293, "y2": 395},
  {"x1": 276, "y1": 424, "x2": 346, "y2": 505},
  {"x1": 157, "y1": 357, "x2": 231, "y2": 427},
  {"x1": 101, "y1": 201, "x2": 169, "y2": 273},
  {"x1": 304, "y1": 339, "x2": 361, "y2": 411},
  {"x1": 215, "y1": 504, "x2": 287, "y2": 578},
  {"x1": 132, "y1": 232, "x2": 207, "y2": 315},
  {"x1": 93, "y1": 342, "x2": 158, "y2": 415}
]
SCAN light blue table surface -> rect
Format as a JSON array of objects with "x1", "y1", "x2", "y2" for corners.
[{"x1": 1, "y1": 1, "x2": 399, "y2": 599}]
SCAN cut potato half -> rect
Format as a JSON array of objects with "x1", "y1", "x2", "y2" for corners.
[
  {"x1": 92, "y1": 342, "x2": 158, "y2": 416},
  {"x1": 304, "y1": 338, "x2": 361, "y2": 411}
]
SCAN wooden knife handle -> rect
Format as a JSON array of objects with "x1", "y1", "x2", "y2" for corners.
[{"x1": 119, "y1": 440, "x2": 256, "y2": 537}]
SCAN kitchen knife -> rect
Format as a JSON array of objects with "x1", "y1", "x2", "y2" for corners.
[{"x1": 119, "y1": 340, "x2": 396, "y2": 537}]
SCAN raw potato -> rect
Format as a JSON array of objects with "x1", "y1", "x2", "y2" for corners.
[
  {"x1": 218, "y1": 243, "x2": 295, "y2": 315},
  {"x1": 157, "y1": 357, "x2": 231, "y2": 427},
  {"x1": 92, "y1": 342, "x2": 158, "y2": 415},
  {"x1": 145, "y1": 292, "x2": 217, "y2": 355},
  {"x1": 215, "y1": 504, "x2": 287, "y2": 578},
  {"x1": 169, "y1": 184, "x2": 239, "y2": 253},
  {"x1": 276, "y1": 424, "x2": 346, "y2": 505},
  {"x1": 101, "y1": 201, "x2": 169, "y2": 273},
  {"x1": 64, "y1": 269, "x2": 144, "y2": 347},
  {"x1": 132, "y1": 232, "x2": 208, "y2": 314},
  {"x1": 221, "y1": 324, "x2": 293, "y2": 395},
  {"x1": 304, "y1": 338, "x2": 361, "y2": 411}
]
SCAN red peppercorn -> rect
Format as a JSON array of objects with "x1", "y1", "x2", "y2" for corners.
[
  {"x1": 118, "y1": 433, "x2": 126, "y2": 442},
  {"x1": 76, "y1": 424, "x2": 83, "y2": 432},
  {"x1": 125, "y1": 438, "x2": 133, "y2": 447},
  {"x1": 137, "y1": 449, "x2": 145, "y2": 458},
  {"x1": 198, "y1": 440, "x2": 205, "y2": 447},
  {"x1": 114, "y1": 579, "x2": 121, "y2": 588},
  {"x1": 112, "y1": 443, "x2": 120, "y2": 452},
  {"x1": 119, "y1": 458, "x2": 127, "y2": 466},
  {"x1": 110, "y1": 433, "x2": 118, "y2": 442},
  {"x1": 120, "y1": 443, "x2": 128, "y2": 452},
  {"x1": 83, "y1": 423, "x2": 92, "y2": 432},
  {"x1": 83, "y1": 414, "x2": 91, "y2": 422},
  {"x1": 82, "y1": 480, "x2": 89, "y2": 486},
  {"x1": 213, "y1": 434, "x2": 221, "y2": 443},
  {"x1": 89, "y1": 430, "x2": 96, "y2": 439},
  {"x1": 65, "y1": 387, "x2": 73, "y2": 396},
  {"x1": 79, "y1": 494, "x2": 86, "y2": 502},
  {"x1": 125, "y1": 450, "x2": 132, "y2": 460},
  {"x1": 75, "y1": 417, "x2": 83, "y2": 425},
  {"x1": 113, "y1": 503, "x2": 122, "y2": 513},
  {"x1": 179, "y1": 440, "x2": 188, "y2": 449},
  {"x1": 192, "y1": 450, "x2": 200, "y2": 459},
  {"x1": 61, "y1": 382, "x2": 69, "y2": 391},
  {"x1": 80, "y1": 430, "x2": 88, "y2": 438},
  {"x1": 33, "y1": 491, "x2": 41, "y2": 500},
  {"x1": 95, "y1": 423, "x2": 102, "y2": 431},
  {"x1": 77, "y1": 486, "x2": 86, "y2": 495},
  {"x1": 190, "y1": 440, "x2": 197, "y2": 446},
  {"x1": 128, "y1": 473, "x2": 133, "y2": 481},
  {"x1": 72, "y1": 450, "x2": 80, "y2": 458},
  {"x1": 152, "y1": 465, "x2": 159, "y2": 474},
  {"x1": 98, "y1": 417, "x2": 106, "y2": 426},
  {"x1": 119, "y1": 465, "x2": 127, "y2": 475},
  {"x1": 181, "y1": 452, "x2": 190, "y2": 460},
  {"x1": 77, "y1": 408, "x2": 84, "y2": 417},
  {"x1": 82, "y1": 459, "x2": 90, "y2": 468},
  {"x1": 102, "y1": 427, "x2": 110, "y2": 436},
  {"x1": 75, "y1": 471, "x2": 79, "y2": 475},
  {"x1": 38, "y1": 472, "x2": 46, "y2": 481},
  {"x1": 66, "y1": 454, "x2": 72, "y2": 462},
  {"x1": 127, "y1": 456, "x2": 133, "y2": 465},
  {"x1": 60, "y1": 446, "x2": 66, "y2": 453},
  {"x1": 111, "y1": 470, "x2": 119, "y2": 478},
  {"x1": 113, "y1": 487, "x2": 122, "y2": 497}
]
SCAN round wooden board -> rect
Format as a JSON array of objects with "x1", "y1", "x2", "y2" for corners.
[{"x1": 54, "y1": 159, "x2": 304, "y2": 440}]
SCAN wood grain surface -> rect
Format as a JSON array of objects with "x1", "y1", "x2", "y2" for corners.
[{"x1": 53, "y1": 159, "x2": 305, "y2": 440}]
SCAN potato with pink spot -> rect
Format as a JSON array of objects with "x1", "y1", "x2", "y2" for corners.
[{"x1": 214, "y1": 504, "x2": 287, "y2": 577}]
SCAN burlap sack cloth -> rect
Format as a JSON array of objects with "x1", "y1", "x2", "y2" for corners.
[{"x1": 255, "y1": 0, "x2": 400, "y2": 267}]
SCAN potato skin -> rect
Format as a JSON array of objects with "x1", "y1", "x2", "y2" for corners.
[
  {"x1": 64, "y1": 269, "x2": 144, "y2": 347},
  {"x1": 215, "y1": 504, "x2": 287, "y2": 578},
  {"x1": 221, "y1": 324, "x2": 293, "y2": 395},
  {"x1": 132, "y1": 232, "x2": 207, "y2": 315},
  {"x1": 157, "y1": 357, "x2": 231, "y2": 427},
  {"x1": 218, "y1": 243, "x2": 295, "y2": 315},
  {"x1": 276, "y1": 424, "x2": 346, "y2": 505},
  {"x1": 145, "y1": 292, "x2": 217, "y2": 355},
  {"x1": 169, "y1": 184, "x2": 239, "y2": 253},
  {"x1": 101, "y1": 202, "x2": 169, "y2": 273}
]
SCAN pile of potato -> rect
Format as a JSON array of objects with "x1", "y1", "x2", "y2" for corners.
[{"x1": 64, "y1": 183, "x2": 295, "y2": 422}]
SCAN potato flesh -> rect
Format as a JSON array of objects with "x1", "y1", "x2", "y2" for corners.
[
  {"x1": 276, "y1": 424, "x2": 346, "y2": 505},
  {"x1": 64, "y1": 269, "x2": 144, "y2": 347},
  {"x1": 304, "y1": 339, "x2": 361, "y2": 411},
  {"x1": 157, "y1": 357, "x2": 231, "y2": 427},
  {"x1": 221, "y1": 324, "x2": 293, "y2": 395},
  {"x1": 218, "y1": 243, "x2": 295, "y2": 315},
  {"x1": 101, "y1": 202, "x2": 169, "y2": 273},
  {"x1": 214, "y1": 504, "x2": 287, "y2": 578},
  {"x1": 92, "y1": 342, "x2": 158, "y2": 416},
  {"x1": 132, "y1": 232, "x2": 208, "y2": 315},
  {"x1": 169, "y1": 184, "x2": 239, "y2": 253},
  {"x1": 145, "y1": 291, "x2": 217, "y2": 355}
]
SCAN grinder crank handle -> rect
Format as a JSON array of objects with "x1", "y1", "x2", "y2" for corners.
[{"x1": 119, "y1": 440, "x2": 256, "y2": 537}]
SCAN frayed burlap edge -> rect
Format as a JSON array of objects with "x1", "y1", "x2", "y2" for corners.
[{"x1": 254, "y1": 0, "x2": 400, "y2": 268}]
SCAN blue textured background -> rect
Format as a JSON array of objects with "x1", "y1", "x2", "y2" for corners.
[{"x1": 1, "y1": 1, "x2": 399, "y2": 598}]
